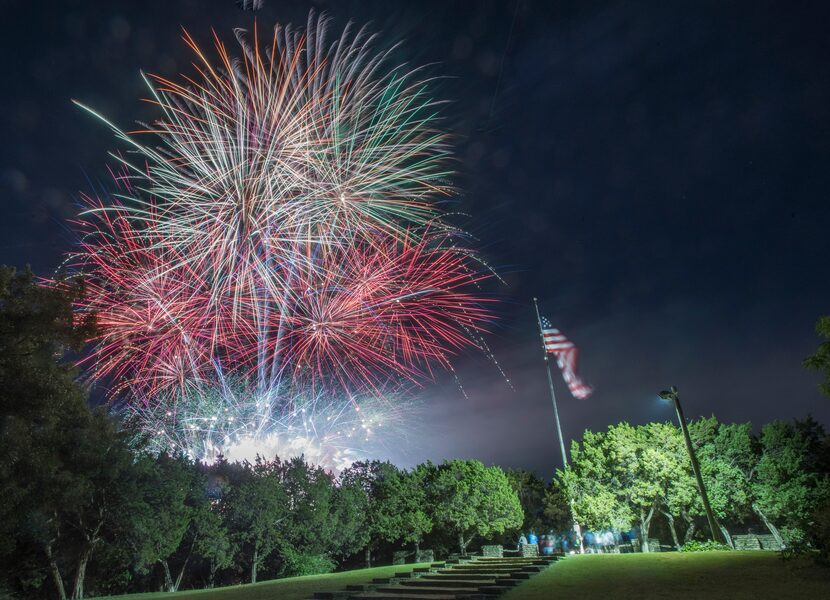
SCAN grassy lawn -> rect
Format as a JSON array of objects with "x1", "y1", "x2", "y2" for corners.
[
  {"x1": 503, "y1": 551, "x2": 830, "y2": 600},
  {"x1": 99, "y1": 563, "x2": 430, "y2": 600},
  {"x1": 98, "y1": 553, "x2": 830, "y2": 600}
]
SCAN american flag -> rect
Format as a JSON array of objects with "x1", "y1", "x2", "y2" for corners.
[{"x1": 541, "y1": 317, "x2": 593, "y2": 399}]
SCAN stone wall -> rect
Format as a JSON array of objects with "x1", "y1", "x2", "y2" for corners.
[
  {"x1": 393, "y1": 549, "x2": 435, "y2": 564},
  {"x1": 732, "y1": 534, "x2": 781, "y2": 551}
]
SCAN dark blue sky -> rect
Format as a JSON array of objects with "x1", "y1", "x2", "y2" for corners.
[{"x1": 2, "y1": 1, "x2": 828, "y2": 476}]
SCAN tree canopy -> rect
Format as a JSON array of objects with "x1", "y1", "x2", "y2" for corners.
[
  {"x1": 428, "y1": 459, "x2": 524, "y2": 555},
  {"x1": 805, "y1": 315, "x2": 830, "y2": 398},
  {"x1": 562, "y1": 418, "x2": 830, "y2": 552}
]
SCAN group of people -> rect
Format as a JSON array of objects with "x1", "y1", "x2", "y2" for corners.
[{"x1": 519, "y1": 529, "x2": 637, "y2": 554}]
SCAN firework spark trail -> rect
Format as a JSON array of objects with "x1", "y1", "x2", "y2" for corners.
[
  {"x1": 76, "y1": 203, "x2": 493, "y2": 397},
  {"x1": 68, "y1": 13, "x2": 502, "y2": 468},
  {"x1": 126, "y1": 382, "x2": 415, "y2": 473}
]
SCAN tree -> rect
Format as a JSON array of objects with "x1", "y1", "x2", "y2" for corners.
[
  {"x1": 0, "y1": 266, "x2": 94, "y2": 596},
  {"x1": 643, "y1": 422, "x2": 695, "y2": 550},
  {"x1": 339, "y1": 461, "x2": 402, "y2": 567},
  {"x1": 273, "y1": 456, "x2": 339, "y2": 576},
  {"x1": 560, "y1": 430, "x2": 633, "y2": 537},
  {"x1": 191, "y1": 497, "x2": 235, "y2": 588},
  {"x1": 396, "y1": 466, "x2": 433, "y2": 554},
  {"x1": 329, "y1": 477, "x2": 370, "y2": 561},
  {"x1": 505, "y1": 469, "x2": 547, "y2": 535},
  {"x1": 541, "y1": 482, "x2": 573, "y2": 534},
  {"x1": 804, "y1": 315, "x2": 830, "y2": 397},
  {"x1": 339, "y1": 461, "x2": 433, "y2": 564},
  {"x1": 607, "y1": 423, "x2": 662, "y2": 552},
  {"x1": 564, "y1": 422, "x2": 699, "y2": 552},
  {"x1": 565, "y1": 424, "x2": 663, "y2": 551},
  {"x1": 0, "y1": 266, "x2": 146, "y2": 599},
  {"x1": 752, "y1": 418, "x2": 830, "y2": 546},
  {"x1": 690, "y1": 418, "x2": 754, "y2": 547},
  {"x1": 223, "y1": 457, "x2": 287, "y2": 584},
  {"x1": 429, "y1": 460, "x2": 523, "y2": 555},
  {"x1": 689, "y1": 417, "x2": 829, "y2": 548},
  {"x1": 23, "y1": 407, "x2": 148, "y2": 600},
  {"x1": 501, "y1": 470, "x2": 573, "y2": 547},
  {"x1": 132, "y1": 453, "x2": 197, "y2": 592}
]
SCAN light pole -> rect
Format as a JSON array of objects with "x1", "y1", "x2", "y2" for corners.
[{"x1": 658, "y1": 385, "x2": 723, "y2": 545}]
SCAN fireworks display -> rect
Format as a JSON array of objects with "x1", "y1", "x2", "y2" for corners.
[
  {"x1": 69, "y1": 13, "x2": 495, "y2": 468},
  {"x1": 125, "y1": 382, "x2": 415, "y2": 473}
]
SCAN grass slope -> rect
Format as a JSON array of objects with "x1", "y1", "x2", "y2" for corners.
[
  {"x1": 503, "y1": 551, "x2": 830, "y2": 600},
  {"x1": 101, "y1": 563, "x2": 430, "y2": 600}
]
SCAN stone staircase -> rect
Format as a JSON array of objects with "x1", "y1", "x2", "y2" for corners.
[{"x1": 308, "y1": 554, "x2": 560, "y2": 600}]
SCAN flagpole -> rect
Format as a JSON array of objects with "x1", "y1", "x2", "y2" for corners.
[
  {"x1": 532, "y1": 297, "x2": 585, "y2": 554},
  {"x1": 532, "y1": 299, "x2": 569, "y2": 468}
]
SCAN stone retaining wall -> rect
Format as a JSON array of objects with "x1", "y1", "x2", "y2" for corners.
[
  {"x1": 732, "y1": 534, "x2": 781, "y2": 551},
  {"x1": 393, "y1": 549, "x2": 435, "y2": 564},
  {"x1": 481, "y1": 544, "x2": 503, "y2": 557}
]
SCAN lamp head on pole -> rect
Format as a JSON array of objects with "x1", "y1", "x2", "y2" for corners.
[{"x1": 658, "y1": 385, "x2": 679, "y2": 402}]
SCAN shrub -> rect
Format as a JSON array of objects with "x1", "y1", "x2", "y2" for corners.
[
  {"x1": 781, "y1": 500, "x2": 830, "y2": 565},
  {"x1": 278, "y1": 549, "x2": 336, "y2": 578},
  {"x1": 781, "y1": 526, "x2": 808, "y2": 548},
  {"x1": 812, "y1": 500, "x2": 830, "y2": 565},
  {"x1": 779, "y1": 538, "x2": 812, "y2": 562},
  {"x1": 680, "y1": 540, "x2": 732, "y2": 552}
]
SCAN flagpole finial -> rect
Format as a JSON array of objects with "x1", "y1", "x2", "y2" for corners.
[{"x1": 533, "y1": 297, "x2": 538, "y2": 302}]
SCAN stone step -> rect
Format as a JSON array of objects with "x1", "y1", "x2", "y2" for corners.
[
  {"x1": 474, "y1": 558, "x2": 554, "y2": 564},
  {"x1": 478, "y1": 586, "x2": 513, "y2": 596},
  {"x1": 467, "y1": 562, "x2": 541, "y2": 568},
  {"x1": 350, "y1": 593, "x2": 472, "y2": 600},
  {"x1": 421, "y1": 574, "x2": 513, "y2": 582},
  {"x1": 376, "y1": 585, "x2": 491, "y2": 597},
  {"x1": 476, "y1": 554, "x2": 554, "y2": 560},
  {"x1": 437, "y1": 567, "x2": 526, "y2": 575},
  {"x1": 455, "y1": 558, "x2": 546, "y2": 567},
  {"x1": 456, "y1": 561, "x2": 540, "y2": 567},
  {"x1": 310, "y1": 548, "x2": 558, "y2": 600},
  {"x1": 432, "y1": 573, "x2": 524, "y2": 582},
  {"x1": 401, "y1": 579, "x2": 500, "y2": 588},
  {"x1": 453, "y1": 564, "x2": 546, "y2": 572},
  {"x1": 472, "y1": 560, "x2": 553, "y2": 567},
  {"x1": 445, "y1": 564, "x2": 525, "y2": 569}
]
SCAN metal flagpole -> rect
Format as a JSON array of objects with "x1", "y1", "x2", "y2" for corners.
[
  {"x1": 532, "y1": 297, "x2": 585, "y2": 554},
  {"x1": 533, "y1": 299, "x2": 568, "y2": 468}
]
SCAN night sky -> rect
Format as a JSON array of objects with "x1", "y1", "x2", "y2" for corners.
[{"x1": 2, "y1": 1, "x2": 829, "y2": 476}]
